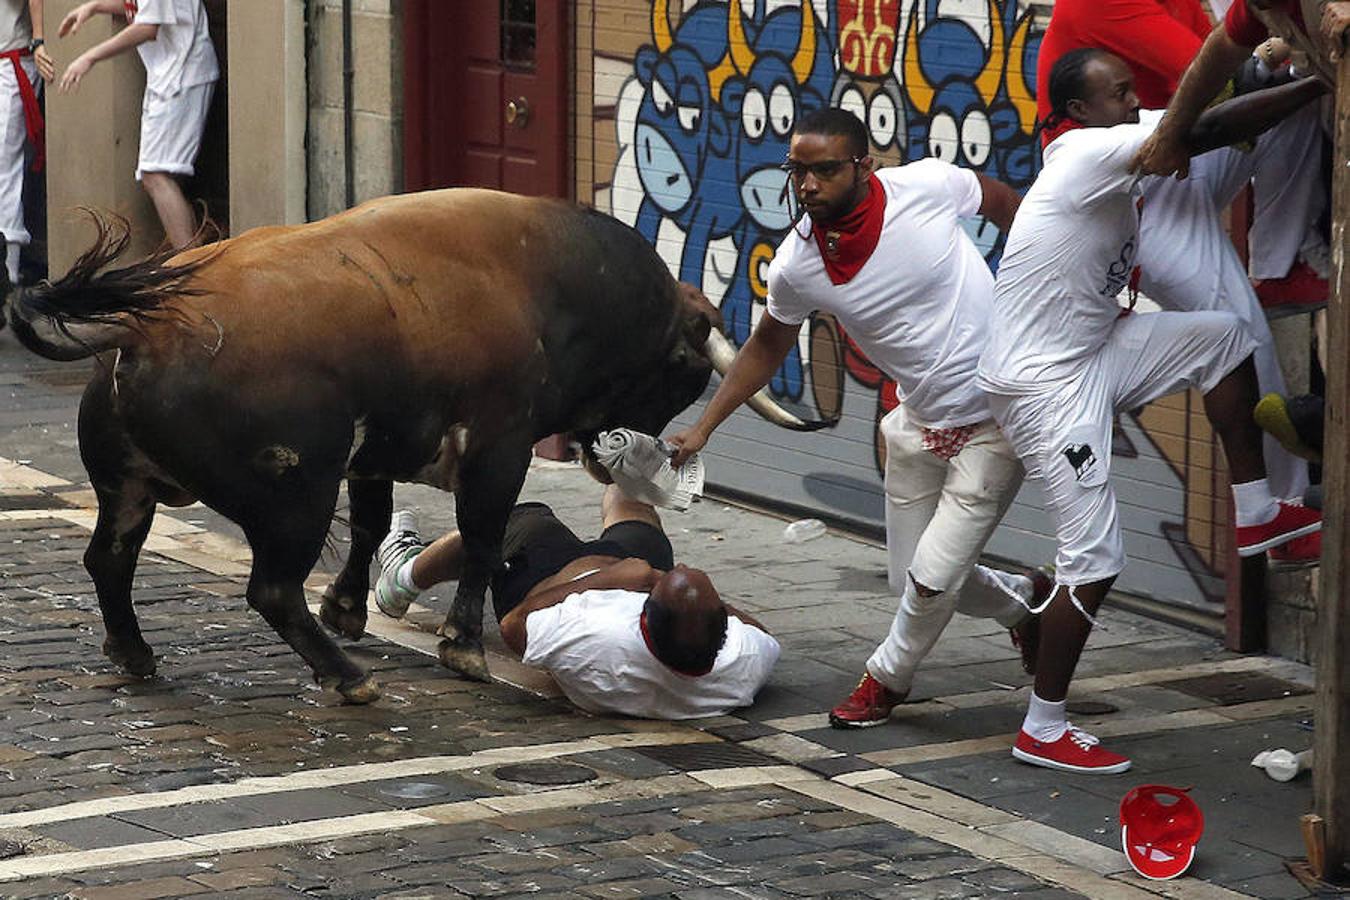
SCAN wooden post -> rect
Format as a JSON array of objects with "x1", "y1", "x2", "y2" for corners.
[{"x1": 1312, "y1": 53, "x2": 1350, "y2": 885}]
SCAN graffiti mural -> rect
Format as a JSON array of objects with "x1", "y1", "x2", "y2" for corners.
[{"x1": 589, "y1": 0, "x2": 1230, "y2": 611}]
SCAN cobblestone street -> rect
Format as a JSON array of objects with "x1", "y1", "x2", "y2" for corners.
[{"x1": 0, "y1": 333, "x2": 1324, "y2": 899}]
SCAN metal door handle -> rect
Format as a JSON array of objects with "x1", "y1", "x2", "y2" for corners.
[{"x1": 506, "y1": 97, "x2": 530, "y2": 127}]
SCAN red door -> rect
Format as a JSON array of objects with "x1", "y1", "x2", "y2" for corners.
[{"x1": 404, "y1": 0, "x2": 569, "y2": 198}]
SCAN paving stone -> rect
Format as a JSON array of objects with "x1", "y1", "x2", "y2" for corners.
[
  {"x1": 578, "y1": 878, "x2": 686, "y2": 898},
  {"x1": 32, "y1": 813, "x2": 170, "y2": 849},
  {"x1": 66, "y1": 875, "x2": 212, "y2": 899}
]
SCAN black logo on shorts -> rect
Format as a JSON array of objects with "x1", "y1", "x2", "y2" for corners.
[{"x1": 1062, "y1": 443, "x2": 1097, "y2": 482}]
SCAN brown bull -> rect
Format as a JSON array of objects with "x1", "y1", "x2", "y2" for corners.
[{"x1": 3, "y1": 189, "x2": 823, "y2": 702}]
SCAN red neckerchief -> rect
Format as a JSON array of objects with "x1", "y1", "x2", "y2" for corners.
[
  {"x1": 1039, "y1": 117, "x2": 1082, "y2": 149},
  {"x1": 0, "y1": 49, "x2": 42, "y2": 172},
  {"x1": 811, "y1": 174, "x2": 885, "y2": 285},
  {"x1": 638, "y1": 610, "x2": 713, "y2": 677}
]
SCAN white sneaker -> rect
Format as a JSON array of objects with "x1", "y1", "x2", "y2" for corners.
[{"x1": 374, "y1": 510, "x2": 425, "y2": 618}]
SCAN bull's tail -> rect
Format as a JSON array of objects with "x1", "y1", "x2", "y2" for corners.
[{"x1": 5, "y1": 212, "x2": 212, "y2": 361}]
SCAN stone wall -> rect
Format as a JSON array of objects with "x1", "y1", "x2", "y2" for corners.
[{"x1": 306, "y1": 0, "x2": 404, "y2": 219}]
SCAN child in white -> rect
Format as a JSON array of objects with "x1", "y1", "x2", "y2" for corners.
[
  {"x1": 58, "y1": 0, "x2": 217, "y2": 249},
  {"x1": 1, "y1": 0, "x2": 50, "y2": 284}
]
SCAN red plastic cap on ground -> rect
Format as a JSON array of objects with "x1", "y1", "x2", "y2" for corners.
[{"x1": 1118, "y1": 784, "x2": 1205, "y2": 880}]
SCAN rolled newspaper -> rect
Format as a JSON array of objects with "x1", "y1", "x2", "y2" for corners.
[{"x1": 592, "y1": 429, "x2": 704, "y2": 511}]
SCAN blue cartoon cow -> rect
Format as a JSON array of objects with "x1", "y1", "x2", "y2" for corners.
[{"x1": 632, "y1": 0, "x2": 744, "y2": 286}]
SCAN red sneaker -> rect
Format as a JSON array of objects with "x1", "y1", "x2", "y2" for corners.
[
  {"x1": 1269, "y1": 530, "x2": 1321, "y2": 565},
  {"x1": 1010, "y1": 567, "x2": 1054, "y2": 675},
  {"x1": 1235, "y1": 501, "x2": 1322, "y2": 557},
  {"x1": 1013, "y1": 726, "x2": 1132, "y2": 774},
  {"x1": 1254, "y1": 261, "x2": 1328, "y2": 314},
  {"x1": 829, "y1": 673, "x2": 905, "y2": 729}
]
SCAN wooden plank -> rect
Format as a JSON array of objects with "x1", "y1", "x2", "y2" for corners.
[{"x1": 1312, "y1": 52, "x2": 1350, "y2": 884}]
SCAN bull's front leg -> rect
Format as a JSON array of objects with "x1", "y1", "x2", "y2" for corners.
[
  {"x1": 320, "y1": 477, "x2": 393, "y2": 639},
  {"x1": 438, "y1": 438, "x2": 533, "y2": 682}
]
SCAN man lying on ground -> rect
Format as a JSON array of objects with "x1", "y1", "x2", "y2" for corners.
[{"x1": 373, "y1": 486, "x2": 780, "y2": 720}]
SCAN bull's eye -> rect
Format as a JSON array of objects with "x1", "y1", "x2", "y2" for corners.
[
  {"x1": 928, "y1": 112, "x2": 958, "y2": 161},
  {"x1": 677, "y1": 104, "x2": 701, "y2": 132},
  {"x1": 839, "y1": 85, "x2": 866, "y2": 124},
  {"x1": 868, "y1": 91, "x2": 897, "y2": 149},
  {"x1": 652, "y1": 80, "x2": 673, "y2": 115},
  {"x1": 960, "y1": 109, "x2": 992, "y2": 166},
  {"x1": 742, "y1": 88, "x2": 767, "y2": 139},
  {"x1": 769, "y1": 84, "x2": 795, "y2": 136}
]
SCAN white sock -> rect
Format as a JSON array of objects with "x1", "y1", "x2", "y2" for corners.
[
  {"x1": 1022, "y1": 692, "x2": 1068, "y2": 742},
  {"x1": 3, "y1": 243, "x2": 18, "y2": 284},
  {"x1": 395, "y1": 556, "x2": 422, "y2": 595},
  {"x1": 1232, "y1": 478, "x2": 1280, "y2": 526}
]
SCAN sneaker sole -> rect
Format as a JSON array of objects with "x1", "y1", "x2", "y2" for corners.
[
  {"x1": 373, "y1": 584, "x2": 413, "y2": 619},
  {"x1": 1011, "y1": 746, "x2": 1132, "y2": 774},
  {"x1": 828, "y1": 713, "x2": 891, "y2": 730},
  {"x1": 1237, "y1": 521, "x2": 1322, "y2": 557}
]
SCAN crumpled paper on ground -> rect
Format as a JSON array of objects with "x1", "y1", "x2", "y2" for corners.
[{"x1": 591, "y1": 428, "x2": 704, "y2": 511}]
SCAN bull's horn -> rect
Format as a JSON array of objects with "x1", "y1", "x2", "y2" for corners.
[
  {"x1": 903, "y1": 5, "x2": 933, "y2": 116},
  {"x1": 704, "y1": 329, "x2": 835, "y2": 432},
  {"x1": 653, "y1": 0, "x2": 673, "y2": 53},
  {"x1": 1007, "y1": 12, "x2": 1037, "y2": 135},
  {"x1": 790, "y1": 2, "x2": 817, "y2": 85},
  {"x1": 974, "y1": 0, "x2": 1005, "y2": 110},
  {"x1": 728, "y1": 1, "x2": 754, "y2": 75}
]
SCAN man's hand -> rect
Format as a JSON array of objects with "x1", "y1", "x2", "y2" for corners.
[
  {"x1": 1323, "y1": 2, "x2": 1350, "y2": 61},
  {"x1": 58, "y1": 2, "x2": 97, "y2": 38},
  {"x1": 33, "y1": 44, "x2": 54, "y2": 81},
  {"x1": 1130, "y1": 128, "x2": 1191, "y2": 179},
  {"x1": 666, "y1": 426, "x2": 707, "y2": 469},
  {"x1": 58, "y1": 52, "x2": 93, "y2": 93}
]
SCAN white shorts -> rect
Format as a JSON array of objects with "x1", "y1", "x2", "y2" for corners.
[
  {"x1": 0, "y1": 54, "x2": 37, "y2": 244},
  {"x1": 987, "y1": 311, "x2": 1258, "y2": 586},
  {"x1": 136, "y1": 81, "x2": 214, "y2": 181}
]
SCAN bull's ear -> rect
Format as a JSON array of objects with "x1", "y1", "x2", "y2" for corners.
[{"x1": 636, "y1": 46, "x2": 659, "y2": 84}]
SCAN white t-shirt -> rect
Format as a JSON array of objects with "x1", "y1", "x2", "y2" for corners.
[
  {"x1": 521, "y1": 588, "x2": 781, "y2": 719},
  {"x1": 131, "y1": 0, "x2": 218, "y2": 97},
  {"x1": 766, "y1": 160, "x2": 994, "y2": 429},
  {"x1": 0, "y1": 0, "x2": 31, "y2": 54},
  {"x1": 978, "y1": 111, "x2": 1165, "y2": 394}
]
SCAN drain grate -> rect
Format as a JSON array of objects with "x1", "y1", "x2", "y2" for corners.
[
  {"x1": 494, "y1": 762, "x2": 598, "y2": 786},
  {"x1": 1161, "y1": 671, "x2": 1311, "y2": 706},
  {"x1": 634, "y1": 741, "x2": 777, "y2": 772}
]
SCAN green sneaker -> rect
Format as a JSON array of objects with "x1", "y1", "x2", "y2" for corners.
[{"x1": 374, "y1": 510, "x2": 425, "y2": 618}]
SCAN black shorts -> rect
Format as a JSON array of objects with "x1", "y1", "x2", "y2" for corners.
[{"x1": 489, "y1": 502, "x2": 674, "y2": 621}]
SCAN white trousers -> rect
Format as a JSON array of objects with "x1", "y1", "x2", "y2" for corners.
[
  {"x1": 0, "y1": 55, "x2": 37, "y2": 245},
  {"x1": 1138, "y1": 106, "x2": 1322, "y2": 501},
  {"x1": 866, "y1": 405, "x2": 1031, "y2": 694},
  {"x1": 988, "y1": 311, "x2": 1259, "y2": 586}
]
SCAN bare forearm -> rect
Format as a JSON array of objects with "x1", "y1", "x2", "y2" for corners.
[
  {"x1": 691, "y1": 321, "x2": 796, "y2": 438},
  {"x1": 27, "y1": 0, "x2": 43, "y2": 39},
  {"x1": 83, "y1": 21, "x2": 158, "y2": 63},
  {"x1": 1189, "y1": 76, "x2": 1326, "y2": 154},
  {"x1": 1158, "y1": 26, "x2": 1255, "y2": 138}
]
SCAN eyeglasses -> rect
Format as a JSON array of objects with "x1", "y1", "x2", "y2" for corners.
[{"x1": 779, "y1": 156, "x2": 863, "y2": 181}]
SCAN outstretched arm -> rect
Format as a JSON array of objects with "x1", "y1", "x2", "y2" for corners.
[
  {"x1": 1186, "y1": 74, "x2": 1327, "y2": 157},
  {"x1": 1131, "y1": 23, "x2": 1256, "y2": 177},
  {"x1": 667, "y1": 312, "x2": 802, "y2": 467}
]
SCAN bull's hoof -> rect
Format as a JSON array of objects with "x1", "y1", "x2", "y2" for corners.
[
  {"x1": 103, "y1": 636, "x2": 156, "y2": 677},
  {"x1": 438, "y1": 638, "x2": 490, "y2": 682},
  {"x1": 319, "y1": 591, "x2": 367, "y2": 640},
  {"x1": 338, "y1": 673, "x2": 381, "y2": 705}
]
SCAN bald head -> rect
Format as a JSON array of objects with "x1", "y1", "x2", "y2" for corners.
[{"x1": 644, "y1": 564, "x2": 728, "y2": 675}]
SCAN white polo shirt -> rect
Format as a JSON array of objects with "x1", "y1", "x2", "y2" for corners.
[
  {"x1": 521, "y1": 588, "x2": 780, "y2": 720},
  {"x1": 131, "y1": 0, "x2": 218, "y2": 97},
  {"x1": 765, "y1": 159, "x2": 994, "y2": 429},
  {"x1": 978, "y1": 111, "x2": 1165, "y2": 394}
]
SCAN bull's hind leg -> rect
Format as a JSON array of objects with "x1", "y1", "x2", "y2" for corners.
[
  {"x1": 438, "y1": 438, "x2": 533, "y2": 681},
  {"x1": 243, "y1": 484, "x2": 381, "y2": 704},
  {"x1": 85, "y1": 481, "x2": 158, "y2": 676},
  {"x1": 320, "y1": 478, "x2": 393, "y2": 639}
]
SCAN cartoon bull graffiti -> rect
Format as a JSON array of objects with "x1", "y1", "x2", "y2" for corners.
[{"x1": 2, "y1": 192, "x2": 825, "y2": 699}]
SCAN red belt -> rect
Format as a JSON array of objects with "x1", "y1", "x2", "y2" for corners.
[{"x1": 0, "y1": 47, "x2": 43, "y2": 172}]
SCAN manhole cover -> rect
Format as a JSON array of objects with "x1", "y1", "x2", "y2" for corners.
[
  {"x1": 1161, "y1": 671, "x2": 1312, "y2": 706},
  {"x1": 378, "y1": 781, "x2": 456, "y2": 800},
  {"x1": 494, "y1": 762, "x2": 598, "y2": 786},
  {"x1": 635, "y1": 742, "x2": 776, "y2": 772},
  {"x1": 1066, "y1": 700, "x2": 1118, "y2": 716}
]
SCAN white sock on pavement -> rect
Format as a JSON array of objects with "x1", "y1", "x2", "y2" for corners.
[
  {"x1": 1232, "y1": 478, "x2": 1280, "y2": 526},
  {"x1": 4, "y1": 243, "x2": 18, "y2": 284},
  {"x1": 1022, "y1": 692, "x2": 1068, "y2": 742},
  {"x1": 395, "y1": 556, "x2": 421, "y2": 595}
]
